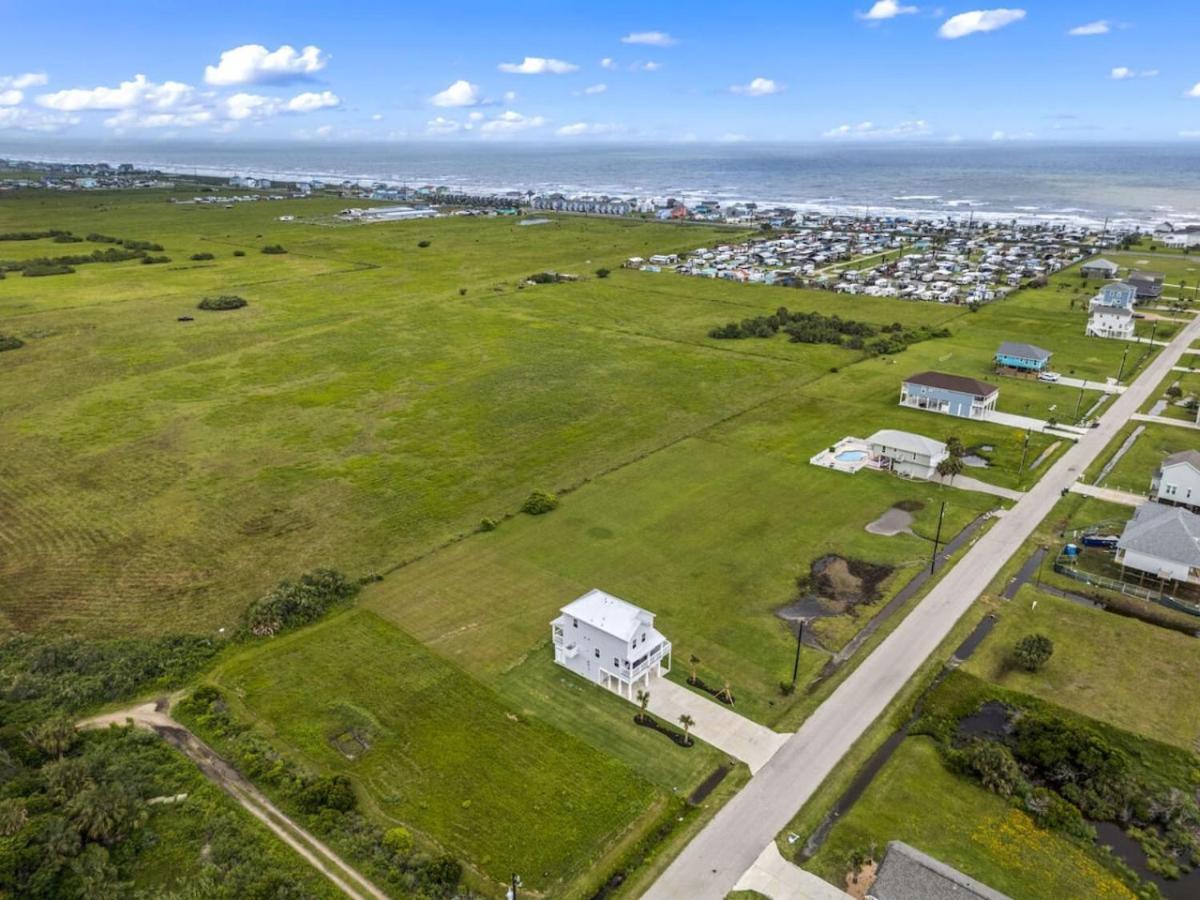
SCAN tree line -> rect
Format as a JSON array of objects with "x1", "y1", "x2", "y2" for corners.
[{"x1": 709, "y1": 306, "x2": 950, "y2": 356}]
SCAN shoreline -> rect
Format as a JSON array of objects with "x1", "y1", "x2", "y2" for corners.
[{"x1": 3, "y1": 146, "x2": 1195, "y2": 233}]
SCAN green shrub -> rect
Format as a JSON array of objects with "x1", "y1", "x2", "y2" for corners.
[
  {"x1": 140, "y1": 255, "x2": 171, "y2": 265},
  {"x1": 233, "y1": 249, "x2": 246, "y2": 257},
  {"x1": 417, "y1": 240, "x2": 431, "y2": 248},
  {"x1": 595, "y1": 267, "x2": 611, "y2": 278},
  {"x1": 1010, "y1": 633, "x2": 1054, "y2": 672},
  {"x1": 0, "y1": 335, "x2": 24, "y2": 352},
  {"x1": 479, "y1": 517, "x2": 499, "y2": 532},
  {"x1": 959, "y1": 739, "x2": 1028, "y2": 798},
  {"x1": 198, "y1": 295, "x2": 248, "y2": 311},
  {"x1": 521, "y1": 490, "x2": 559, "y2": 516},
  {"x1": 189, "y1": 252, "x2": 215, "y2": 261},
  {"x1": 21, "y1": 264, "x2": 74, "y2": 277},
  {"x1": 261, "y1": 244, "x2": 288, "y2": 255},
  {"x1": 243, "y1": 568, "x2": 359, "y2": 637}
]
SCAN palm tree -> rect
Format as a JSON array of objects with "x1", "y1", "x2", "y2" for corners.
[
  {"x1": 678, "y1": 714, "x2": 695, "y2": 746},
  {"x1": 635, "y1": 689, "x2": 651, "y2": 723},
  {"x1": 936, "y1": 455, "x2": 964, "y2": 485},
  {"x1": 24, "y1": 718, "x2": 77, "y2": 760},
  {"x1": 944, "y1": 435, "x2": 965, "y2": 459},
  {"x1": 688, "y1": 654, "x2": 701, "y2": 685},
  {"x1": 719, "y1": 680, "x2": 734, "y2": 704},
  {"x1": 0, "y1": 799, "x2": 28, "y2": 837}
]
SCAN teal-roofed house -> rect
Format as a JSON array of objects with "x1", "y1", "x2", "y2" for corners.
[{"x1": 994, "y1": 341, "x2": 1052, "y2": 372}]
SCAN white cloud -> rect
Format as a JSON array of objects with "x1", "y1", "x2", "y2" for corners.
[
  {"x1": 635, "y1": 61, "x2": 663, "y2": 72},
  {"x1": 1111, "y1": 67, "x2": 1157, "y2": 80},
  {"x1": 717, "y1": 132, "x2": 749, "y2": 143},
  {"x1": 468, "y1": 111, "x2": 484, "y2": 121},
  {"x1": 1188, "y1": 83, "x2": 1200, "y2": 98},
  {"x1": 1180, "y1": 130, "x2": 1200, "y2": 138},
  {"x1": 204, "y1": 44, "x2": 328, "y2": 86},
  {"x1": 371, "y1": 113, "x2": 383, "y2": 121},
  {"x1": 0, "y1": 107, "x2": 78, "y2": 132},
  {"x1": 497, "y1": 57, "x2": 578, "y2": 75},
  {"x1": 822, "y1": 119, "x2": 930, "y2": 139},
  {"x1": 730, "y1": 77, "x2": 783, "y2": 96},
  {"x1": 938, "y1": 9, "x2": 1026, "y2": 39},
  {"x1": 858, "y1": 1, "x2": 919, "y2": 20},
  {"x1": 37, "y1": 74, "x2": 194, "y2": 111},
  {"x1": 1068, "y1": 20, "x2": 1110, "y2": 36},
  {"x1": 556, "y1": 121, "x2": 622, "y2": 136},
  {"x1": 0, "y1": 90, "x2": 22, "y2": 106},
  {"x1": 0, "y1": 73, "x2": 48, "y2": 90},
  {"x1": 480, "y1": 109, "x2": 546, "y2": 134},
  {"x1": 581, "y1": 83, "x2": 607, "y2": 95},
  {"x1": 103, "y1": 108, "x2": 213, "y2": 130},
  {"x1": 425, "y1": 116, "x2": 462, "y2": 134},
  {"x1": 600, "y1": 57, "x2": 616, "y2": 70},
  {"x1": 503, "y1": 90, "x2": 517, "y2": 102},
  {"x1": 620, "y1": 31, "x2": 677, "y2": 46},
  {"x1": 991, "y1": 129, "x2": 1035, "y2": 140},
  {"x1": 223, "y1": 90, "x2": 339, "y2": 121},
  {"x1": 286, "y1": 90, "x2": 340, "y2": 113},
  {"x1": 430, "y1": 79, "x2": 483, "y2": 107}
]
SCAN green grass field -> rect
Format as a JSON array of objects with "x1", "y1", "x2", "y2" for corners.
[
  {"x1": 202, "y1": 608, "x2": 678, "y2": 894},
  {"x1": 965, "y1": 587, "x2": 1200, "y2": 751},
  {"x1": 803, "y1": 736, "x2": 1136, "y2": 899},
  {"x1": 1094, "y1": 422, "x2": 1198, "y2": 495}
]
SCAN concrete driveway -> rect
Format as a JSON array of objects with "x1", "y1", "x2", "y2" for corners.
[
  {"x1": 643, "y1": 675, "x2": 790, "y2": 774},
  {"x1": 733, "y1": 842, "x2": 852, "y2": 899}
]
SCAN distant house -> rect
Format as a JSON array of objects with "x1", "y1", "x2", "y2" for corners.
[
  {"x1": 899, "y1": 372, "x2": 999, "y2": 420},
  {"x1": 1080, "y1": 258, "x2": 1119, "y2": 279},
  {"x1": 1151, "y1": 450, "x2": 1200, "y2": 512},
  {"x1": 1089, "y1": 281, "x2": 1137, "y2": 312},
  {"x1": 866, "y1": 429, "x2": 949, "y2": 480},
  {"x1": 994, "y1": 341, "x2": 1052, "y2": 372},
  {"x1": 1086, "y1": 306, "x2": 1135, "y2": 340},
  {"x1": 1126, "y1": 271, "x2": 1165, "y2": 300},
  {"x1": 869, "y1": 841, "x2": 1011, "y2": 900},
  {"x1": 1116, "y1": 503, "x2": 1200, "y2": 587},
  {"x1": 550, "y1": 590, "x2": 672, "y2": 699}
]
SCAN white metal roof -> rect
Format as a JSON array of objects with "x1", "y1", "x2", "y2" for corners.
[
  {"x1": 867, "y1": 429, "x2": 948, "y2": 459},
  {"x1": 558, "y1": 589, "x2": 653, "y2": 642}
]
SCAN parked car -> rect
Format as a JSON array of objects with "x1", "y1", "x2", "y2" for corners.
[{"x1": 1038, "y1": 371, "x2": 1061, "y2": 382}]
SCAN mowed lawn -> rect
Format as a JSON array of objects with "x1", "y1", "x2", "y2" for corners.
[
  {"x1": 204, "y1": 608, "x2": 665, "y2": 893},
  {"x1": 363, "y1": 430, "x2": 996, "y2": 728},
  {"x1": 1094, "y1": 422, "x2": 1199, "y2": 494},
  {"x1": 803, "y1": 737, "x2": 1136, "y2": 899},
  {"x1": 965, "y1": 588, "x2": 1200, "y2": 751}
]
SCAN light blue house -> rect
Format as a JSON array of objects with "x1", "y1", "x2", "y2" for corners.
[
  {"x1": 1090, "y1": 282, "x2": 1137, "y2": 311},
  {"x1": 994, "y1": 341, "x2": 1052, "y2": 372},
  {"x1": 900, "y1": 371, "x2": 999, "y2": 420}
]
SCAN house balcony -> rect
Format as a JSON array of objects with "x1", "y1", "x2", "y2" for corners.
[{"x1": 620, "y1": 639, "x2": 672, "y2": 683}]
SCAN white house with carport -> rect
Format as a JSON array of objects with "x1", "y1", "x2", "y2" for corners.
[
  {"x1": 867, "y1": 429, "x2": 949, "y2": 481},
  {"x1": 1151, "y1": 450, "x2": 1200, "y2": 512},
  {"x1": 1116, "y1": 503, "x2": 1200, "y2": 587},
  {"x1": 551, "y1": 589, "x2": 672, "y2": 699}
]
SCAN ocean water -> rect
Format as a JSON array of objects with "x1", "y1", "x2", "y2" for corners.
[{"x1": 5, "y1": 140, "x2": 1200, "y2": 229}]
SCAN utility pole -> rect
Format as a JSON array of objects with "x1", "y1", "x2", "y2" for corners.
[
  {"x1": 1116, "y1": 346, "x2": 1129, "y2": 384},
  {"x1": 791, "y1": 619, "x2": 805, "y2": 687},
  {"x1": 1074, "y1": 381, "x2": 1087, "y2": 422},
  {"x1": 929, "y1": 501, "x2": 947, "y2": 574},
  {"x1": 1018, "y1": 429, "x2": 1031, "y2": 480}
]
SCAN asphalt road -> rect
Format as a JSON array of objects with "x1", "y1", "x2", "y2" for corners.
[{"x1": 645, "y1": 313, "x2": 1200, "y2": 900}]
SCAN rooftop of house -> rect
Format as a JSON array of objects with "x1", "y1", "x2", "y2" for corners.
[
  {"x1": 866, "y1": 429, "x2": 948, "y2": 459},
  {"x1": 1117, "y1": 503, "x2": 1200, "y2": 567},
  {"x1": 869, "y1": 841, "x2": 1011, "y2": 900},
  {"x1": 1092, "y1": 306, "x2": 1134, "y2": 318},
  {"x1": 903, "y1": 371, "x2": 999, "y2": 398},
  {"x1": 1083, "y1": 257, "x2": 1119, "y2": 270},
  {"x1": 996, "y1": 341, "x2": 1052, "y2": 361},
  {"x1": 1160, "y1": 449, "x2": 1200, "y2": 473},
  {"x1": 1128, "y1": 270, "x2": 1165, "y2": 282},
  {"x1": 556, "y1": 589, "x2": 654, "y2": 642}
]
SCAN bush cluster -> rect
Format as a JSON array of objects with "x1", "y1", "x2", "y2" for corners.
[
  {"x1": 709, "y1": 306, "x2": 949, "y2": 356},
  {"x1": 521, "y1": 489, "x2": 559, "y2": 515},
  {"x1": 0, "y1": 335, "x2": 24, "y2": 352},
  {"x1": 198, "y1": 294, "x2": 248, "y2": 311},
  {"x1": 261, "y1": 244, "x2": 288, "y2": 255},
  {"x1": 243, "y1": 568, "x2": 360, "y2": 637},
  {"x1": 189, "y1": 252, "x2": 215, "y2": 261},
  {"x1": 85, "y1": 233, "x2": 163, "y2": 252},
  {"x1": 21, "y1": 264, "x2": 74, "y2": 277},
  {"x1": 0, "y1": 229, "x2": 72, "y2": 241}
]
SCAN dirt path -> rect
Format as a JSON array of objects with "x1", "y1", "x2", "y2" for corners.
[{"x1": 80, "y1": 700, "x2": 389, "y2": 900}]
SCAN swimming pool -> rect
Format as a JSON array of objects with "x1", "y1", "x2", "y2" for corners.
[{"x1": 835, "y1": 450, "x2": 868, "y2": 463}]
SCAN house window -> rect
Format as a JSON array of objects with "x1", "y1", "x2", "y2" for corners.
[
  {"x1": 573, "y1": 618, "x2": 578, "y2": 628},
  {"x1": 594, "y1": 648, "x2": 600, "y2": 658},
  {"x1": 614, "y1": 657, "x2": 620, "y2": 667}
]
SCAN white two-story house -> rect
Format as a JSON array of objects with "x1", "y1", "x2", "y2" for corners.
[
  {"x1": 1152, "y1": 450, "x2": 1200, "y2": 512},
  {"x1": 551, "y1": 590, "x2": 672, "y2": 699},
  {"x1": 1086, "y1": 306, "x2": 1135, "y2": 340}
]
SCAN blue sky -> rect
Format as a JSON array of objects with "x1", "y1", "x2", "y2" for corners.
[{"x1": 2, "y1": 1, "x2": 1198, "y2": 143}]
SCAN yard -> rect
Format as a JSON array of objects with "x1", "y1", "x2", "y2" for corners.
[
  {"x1": 802, "y1": 736, "x2": 1136, "y2": 899},
  {"x1": 1091, "y1": 422, "x2": 1198, "y2": 495},
  {"x1": 196, "y1": 608, "x2": 675, "y2": 894}
]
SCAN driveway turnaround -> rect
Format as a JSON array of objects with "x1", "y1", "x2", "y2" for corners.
[
  {"x1": 983, "y1": 409, "x2": 1086, "y2": 437},
  {"x1": 642, "y1": 675, "x2": 791, "y2": 774},
  {"x1": 644, "y1": 313, "x2": 1200, "y2": 900},
  {"x1": 1132, "y1": 413, "x2": 1200, "y2": 432},
  {"x1": 733, "y1": 842, "x2": 852, "y2": 899},
  {"x1": 950, "y1": 474, "x2": 1024, "y2": 502}
]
